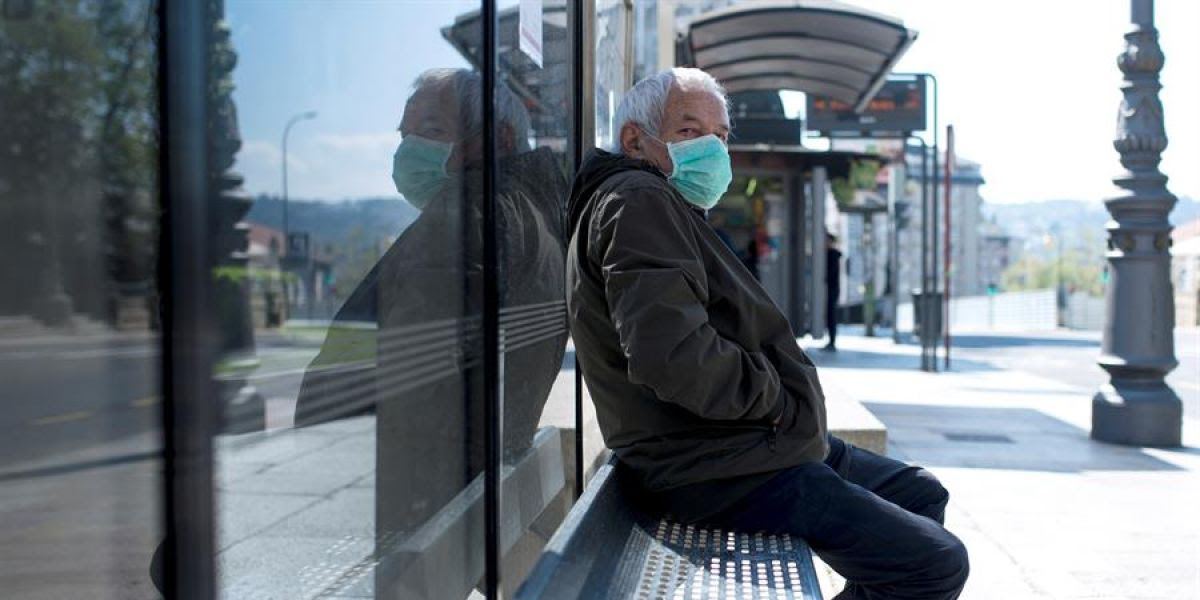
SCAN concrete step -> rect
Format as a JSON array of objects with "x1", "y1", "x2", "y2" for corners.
[{"x1": 824, "y1": 378, "x2": 888, "y2": 455}]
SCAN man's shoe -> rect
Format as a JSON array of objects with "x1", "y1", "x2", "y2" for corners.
[{"x1": 821, "y1": 344, "x2": 837, "y2": 353}]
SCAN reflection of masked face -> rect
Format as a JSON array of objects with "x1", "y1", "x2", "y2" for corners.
[{"x1": 392, "y1": 134, "x2": 454, "y2": 210}]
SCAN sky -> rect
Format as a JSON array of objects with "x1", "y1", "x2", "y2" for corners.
[
  {"x1": 846, "y1": 0, "x2": 1199, "y2": 205},
  {"x1": 227, "y1": 0, "x2": 1198, "y2": 207},
  {"x1": 226, "y1": 1, "x2": 477, "y2": 202}
]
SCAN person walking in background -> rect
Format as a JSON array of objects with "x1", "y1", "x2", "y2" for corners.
[{"x1": 824, "y1": 231, "x2": 842, "y2": 352}]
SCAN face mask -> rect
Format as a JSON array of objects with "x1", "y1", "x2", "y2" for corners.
[
  {"x1": 392, "y1": 134, "x2": 453, "y2": 211},
  {"x1": 650, "y1": 133, "x2": 733, "y2": 210}
]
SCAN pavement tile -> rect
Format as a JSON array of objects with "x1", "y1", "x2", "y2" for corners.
[{"x1": 806, "y1": 333, "x2": 1200, "y2": 600}]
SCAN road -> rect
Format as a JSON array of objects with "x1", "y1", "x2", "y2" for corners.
[
  {"x1": 945, "y1": 328, "x2": 1200, "y2": 422},
  {"x1": 0, "y1": 332, "x2": 315, "y2": 600}
]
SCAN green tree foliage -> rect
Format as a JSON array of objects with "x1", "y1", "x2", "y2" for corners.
[
  {"x1": 1001, "y1": 249, "x2": 1106, "y2": 297},
  {"x1": 831, "y1": 159, "x2": 881, "y2": 208},
  {"x1": 0, "y1": 1, "x2": 158, "y2": 319}
]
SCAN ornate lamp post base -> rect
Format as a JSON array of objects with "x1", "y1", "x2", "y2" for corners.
[
  {"x1": 1092, "y1": 382, "x2": 1182, "y2": 447},
  {"x1": 1092, "y1": 0, "x2": 1181, "y2": 447}
]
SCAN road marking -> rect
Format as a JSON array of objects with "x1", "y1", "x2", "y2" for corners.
[
  {"x1": 32, "y1": 410, "x2": 93, "y2": 426},
  {"x1": 131, "y1": 396, "x2": 161, "y2": 408}
]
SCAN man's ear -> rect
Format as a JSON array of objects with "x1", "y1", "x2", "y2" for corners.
[{"x1": 619, "y1": 123, "x2": 643, "y2": 157}]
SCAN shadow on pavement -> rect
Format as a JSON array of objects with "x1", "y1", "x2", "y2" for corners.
[
  {"x1": 863, "y1": 402, "x2": 1183, "y2": 473},
  {"x1": 949, "y1": 334, "x2": 1100, "y2": 349},
  {"x1": 808, "y1": 347, "x2": 1000, "y2": 373}
]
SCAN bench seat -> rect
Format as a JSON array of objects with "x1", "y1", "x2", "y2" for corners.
[{"x1": 517, "y1": 457, "x2": 823, "y2": 599}]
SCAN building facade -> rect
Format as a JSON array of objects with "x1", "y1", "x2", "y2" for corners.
[{"x1": 893, "y1": 146, "x2": 990, "y2": 302}]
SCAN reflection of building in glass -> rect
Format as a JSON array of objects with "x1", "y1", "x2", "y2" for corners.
[
  {"x1": 246, "y1": 224, "x2": 287, "y2": 328},
  {"x1": 441, "y1": 3, "x2": 571, "y2": 149}
]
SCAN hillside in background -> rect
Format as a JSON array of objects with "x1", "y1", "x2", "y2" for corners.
[
  {"x1": 983, "y1": 196, "x2": 1199, "y2": 258},
  {"x1": 245, "y1": 195, "x2": 418, "y2": 250}
]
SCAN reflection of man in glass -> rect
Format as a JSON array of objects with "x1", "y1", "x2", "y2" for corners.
[{"x1": 295, "y1": 68, "x2": 567, "y2": 544}]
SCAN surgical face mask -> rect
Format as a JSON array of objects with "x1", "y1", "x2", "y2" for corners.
[
  {"x1": 392, "y1": 134, "x2": 453, "y2": 211},
  {"x1": 649, "y1": 133, "x2": 733, "y2": 210}
]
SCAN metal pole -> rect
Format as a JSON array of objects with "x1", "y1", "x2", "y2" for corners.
[
  {"x1": 481, "y1": 0, "x2": 502, "y2": 595},
  {"x1": 896, "y1": 72, "x2": 940, "y2": 371},
  {"x1": 915, "y1": 137, "x2": 930, "y2": 371},
  {"x1": 928, "y1": 74, "x2": 939, "y2": 372},
  {"x1": 281, "y1": 111, "x2": 317, "y2": 242},
  {"x1": 569, "y1": 0, "x2": 595, "y2": 500},
  {"x1": 1092, "y1": 0, "x2": 1181, "y2": 446},
  {"x1": 889, "y1": 161, "x2": 903, "y2": 344},
  {"x1": 1058, "y1": 232, "x2": 1065, "y2": 325},
  {"x1": 159, "y1": 0, "x2": 217, "y2": 595},
  {"x1": 944, "y1": 125, "x2": 954, "y2": 370},
  {"x1": 280, "y1": 111, "x2": 315, "y2": 316},
  {"x1": 864, "y1": 215, "x2": 875, "y2": 337}
]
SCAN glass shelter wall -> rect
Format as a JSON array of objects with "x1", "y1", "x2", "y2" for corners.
[
  {"x1": 207, "y1": 1, "x2": 497, "y2": 597},
  {"x1": 0, "y1": 3, "x2": 163, "y2": 598},
  {"x1": 2, "y1": 0, "x2": 585, "y2": 597}
]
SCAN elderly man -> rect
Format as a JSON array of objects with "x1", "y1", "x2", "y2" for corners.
[{"x1": 565, "y1": 68, "x2": 969, "y2": 600}]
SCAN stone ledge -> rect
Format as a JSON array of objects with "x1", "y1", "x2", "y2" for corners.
[{"x1": 823, "y1": 379, "x2": 889, "y2": 455}]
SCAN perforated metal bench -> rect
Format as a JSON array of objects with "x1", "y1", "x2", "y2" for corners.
[{"x1": 517, "y1": 457, "x2": 823, "y2": 599}]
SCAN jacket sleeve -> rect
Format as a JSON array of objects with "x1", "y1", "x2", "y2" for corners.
[{"x1": 593, "y1": 185, "x2": 785, "y2": 422}]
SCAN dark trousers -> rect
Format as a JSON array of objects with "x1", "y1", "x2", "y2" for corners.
[
  {"x1": 825, "y1": 289, "x2": 838, "y2": 346},
  {"x1": 708, "y1": 436, "x2": 969, "y2": 600}
]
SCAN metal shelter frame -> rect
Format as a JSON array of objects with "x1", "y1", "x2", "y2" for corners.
[{"x1": 679, "y1": 0, "x2": 918, "y2": 112}]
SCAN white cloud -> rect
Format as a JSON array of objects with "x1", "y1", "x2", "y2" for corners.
[
  {"x1": 314, "y1": 131, "x2": 401, "y2": 154},
  {"x1": 235, "y1": 132, "x2": 402, "y2": 201}
]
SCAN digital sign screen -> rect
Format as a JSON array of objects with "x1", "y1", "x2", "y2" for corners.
[{"x1": 806, "y1": 78, "x2": 927, "y2": 136}]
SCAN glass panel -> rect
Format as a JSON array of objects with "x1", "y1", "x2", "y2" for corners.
[
  {"x1": 492, "y1": 0, "x2": 574, "y2": 594},
  {"x1": 0, "y1": 2, "x2": 163, "y2": 598},
  {"x1": 593, "y1": 0, "x2": 630, "y2": 151},
  {"x1": 212, "y1": 1, "x2": 485, "y2": 598}
]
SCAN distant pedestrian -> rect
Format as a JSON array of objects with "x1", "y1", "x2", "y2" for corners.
[{"x1": 824, "y1": 231, "x2": 842, "y2": 352}]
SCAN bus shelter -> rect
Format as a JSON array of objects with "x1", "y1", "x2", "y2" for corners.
[
  {"x1": 715, "y1": 147, "x2": 877, "y2": 339},
  {"x1": 679, "y1": 1, "x2": 917, "y2": 339}
]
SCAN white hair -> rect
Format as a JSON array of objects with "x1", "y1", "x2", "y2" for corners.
[
  {"x1": 610, "y1": 67, "x2": 728, "y2": 153},
  {"x1": 412, "y1": 68, "x2": 532, "y2": 152}
]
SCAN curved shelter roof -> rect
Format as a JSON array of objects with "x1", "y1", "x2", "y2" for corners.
[{"x1": 680, "y1": 1, "x2": 918, "y2": 112}]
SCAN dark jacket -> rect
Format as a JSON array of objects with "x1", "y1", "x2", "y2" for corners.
[
  {"x1": 566, "y1": 150, "x2": 829, "y2": 502},
  {"x1": 295, "y1": 148, "x2": 568, "y2": 534}
]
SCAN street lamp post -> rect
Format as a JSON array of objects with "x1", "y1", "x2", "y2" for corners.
[
  {"x1": 1092, "y1": 0, "x2": 1181, "y2": 447},
  {"x1": 280, "y1": 110, "x2": 316, "y2": 316},
  {"x1": 281, "y1": 110, "x2": 317, "y2": 242}
]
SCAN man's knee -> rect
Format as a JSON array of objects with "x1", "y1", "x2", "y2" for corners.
[
  {"x1": 912, "y1": 467, "x2": 950, "y2": 524},
  {"x1": 933, "y1": 533, "x2": 970, "y2": 595}
]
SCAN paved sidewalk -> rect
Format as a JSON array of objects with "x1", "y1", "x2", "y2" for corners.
[{"x1": 803, "y1": 333, "x2": 1200, "y2": 600}]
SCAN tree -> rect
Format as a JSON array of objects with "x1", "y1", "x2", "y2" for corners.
[
  {"x1": 1001, "y1": 249, "x2": 1106, "y2": 297},
  {"x1": 0, "y1": 1, "x2": 158, "y2": 322}
]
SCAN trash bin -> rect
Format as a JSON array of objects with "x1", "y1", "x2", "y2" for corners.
[{"x1": 911, "y1": 290, "x2": 943, "y2": 342}]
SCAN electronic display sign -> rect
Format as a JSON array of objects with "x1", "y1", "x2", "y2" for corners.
[{"x1": 806, "y1": 78, "x2": 927, "y2": 136}]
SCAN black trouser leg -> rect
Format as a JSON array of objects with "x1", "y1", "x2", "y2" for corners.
[
  {"x1": 826, "y1": 291, "x2": 838, "y2": 346},
  {"x1": 710, "y1": 437, "x2": 969, "y2": 600}
]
